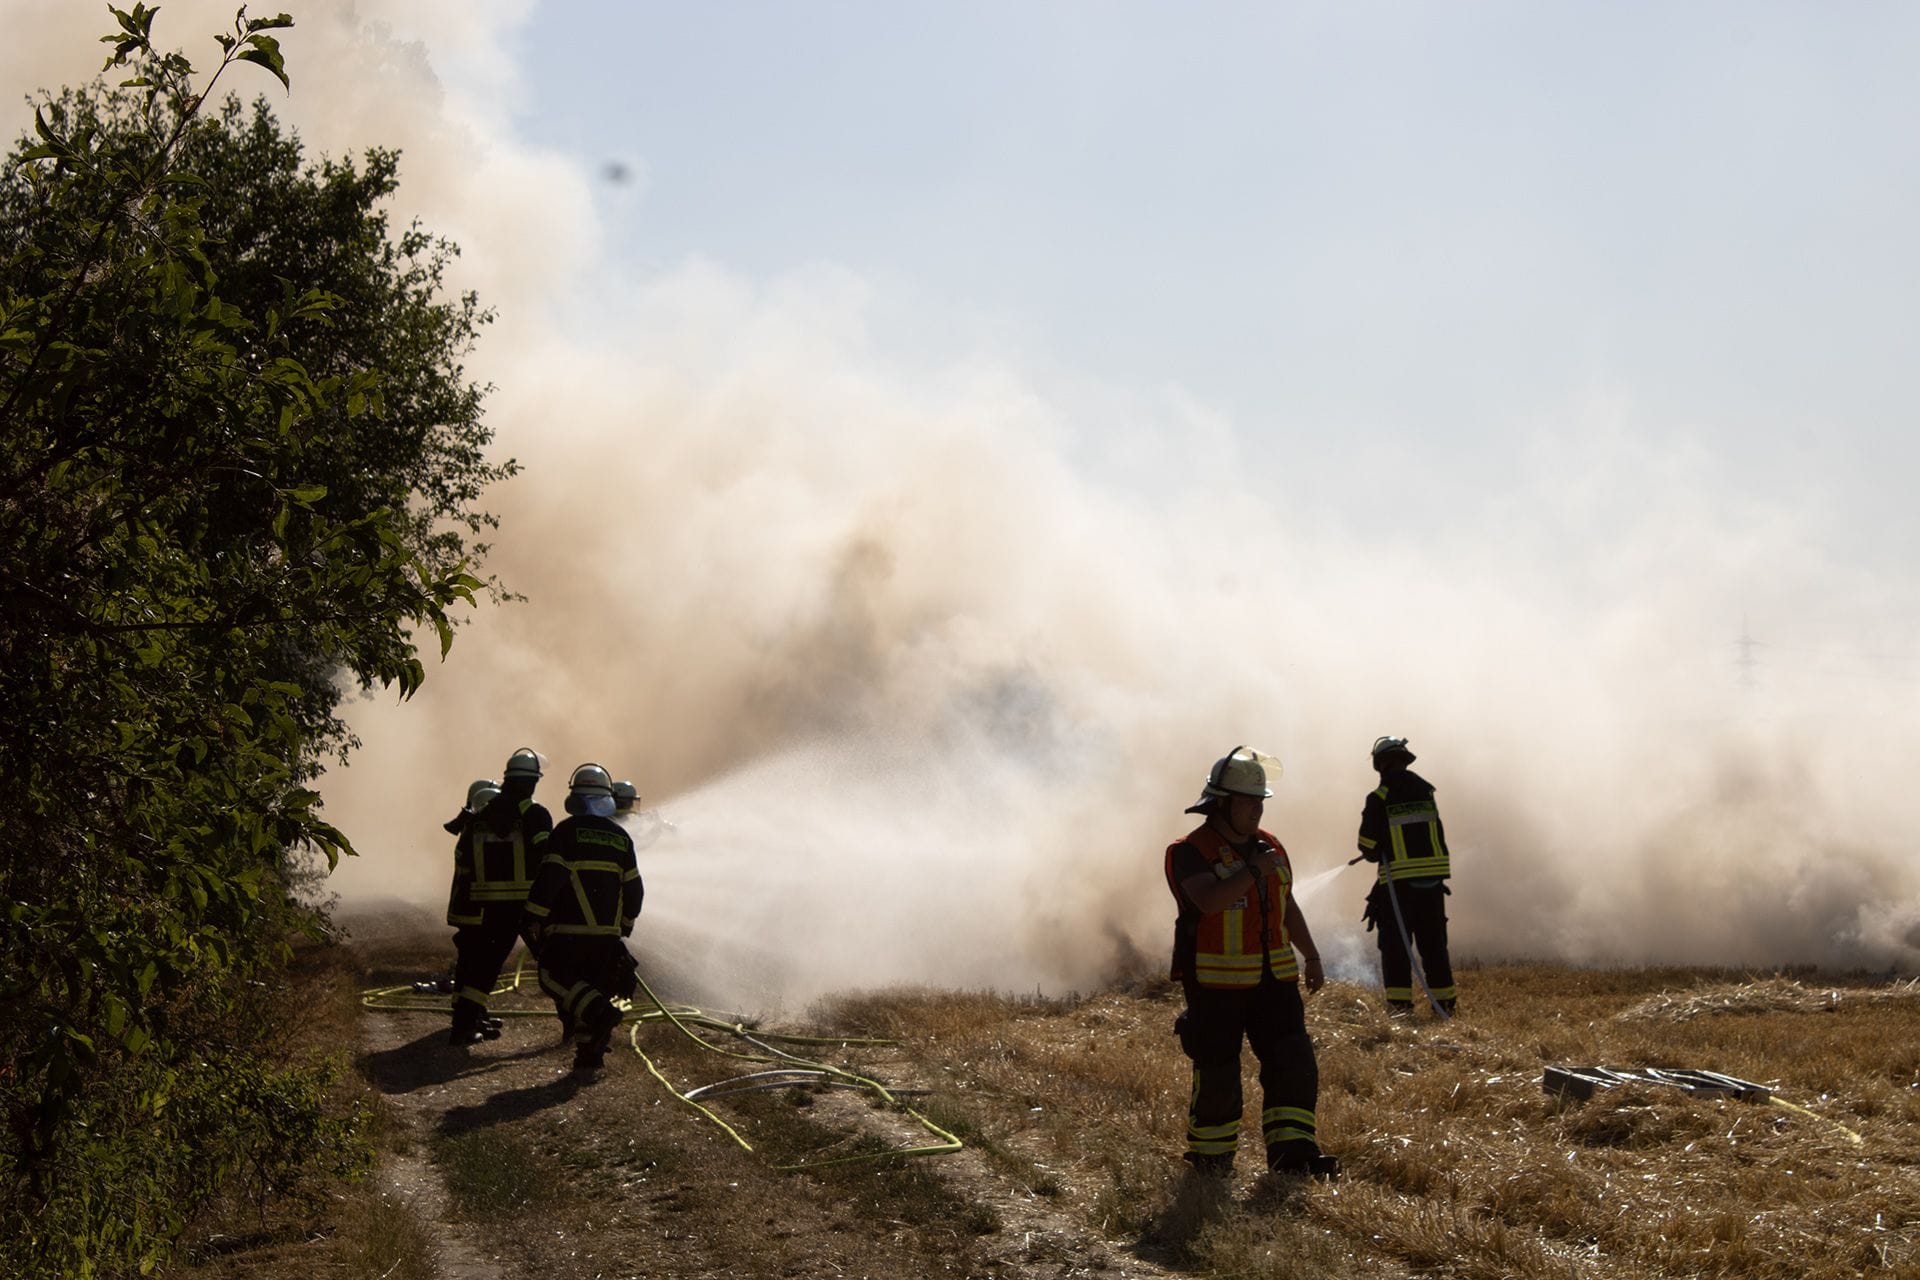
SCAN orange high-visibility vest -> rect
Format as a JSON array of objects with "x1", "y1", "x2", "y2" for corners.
[{"x1": 1165, "y1": 823, "x2": 1299, "y2": 988}]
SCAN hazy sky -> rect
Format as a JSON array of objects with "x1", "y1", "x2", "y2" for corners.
[
  {"x1": 506, "y1": 2, "x2": 1920, "y2": 572},
  {"x1": 8, "y1": 2, "x2": 1920, "y2": 996}
]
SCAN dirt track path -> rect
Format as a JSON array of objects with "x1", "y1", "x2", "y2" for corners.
[{"x1": 357, "y1": 979, "x2": 1181, "y2": 1280}]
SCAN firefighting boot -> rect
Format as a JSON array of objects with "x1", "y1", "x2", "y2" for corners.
[
  {"x1": 571, "y1": 1004, "x2": 619, "y2": 1074},
  {"x1": 1267, "y1": 1141, "x2": 1338, "y2": 1180},
  {"x1": 1182, "y1": 1152, "x2": 1234, "y2": 1178},
  {"x1": 448, "y1": 1002, "x2": 486, "y2": 1047}
]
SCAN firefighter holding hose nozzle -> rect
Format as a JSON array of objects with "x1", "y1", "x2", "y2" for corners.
[
  {"x1": 1357, "y1": 735, "x2": 1456, "y2": 1018},
  {"x1": 1165, "y1": 746, "x2": 1337, "y2": 1179}
]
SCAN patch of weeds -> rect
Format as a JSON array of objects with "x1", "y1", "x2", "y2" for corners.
[
  {"x1": 336, "y1": 1187, "x2": 438, "y2": 1280},
  {"x1": 1139, "y1": 1170, "x2": 1234, "y2": 1261},
  {"x1": 780, "y1": 1117, "x2": 1000, "y2": 1240},
  {"x1": 1194, "y1": 1211, "x2": 1353, "y2": 1280},
  {"x1": 433, "y1": 1130, "x2": 561, "y2": 1219},
  {"x1": 876, "y1": 1159, "x2": 1001, "y2": 1236},
  {"x1": 914, "y1": 1093, "x2": 1061, "y2": 1200},
  {"x1": 914, "y1": 1095, "x2": 998, "y2": 1154},
  {"x1": 1091, "y1": 1161, "x2": 1162, "y2": 1240},
  {"x1": 959, "y1": 1197, "x2": 1003, "y2": 1235}
]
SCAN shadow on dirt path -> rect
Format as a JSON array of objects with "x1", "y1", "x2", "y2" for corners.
[{"x1": 355, "y1": 946, "x2": 1186, "y2": 1279}]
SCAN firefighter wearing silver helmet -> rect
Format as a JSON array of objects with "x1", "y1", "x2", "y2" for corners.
[
  {"x1": 1357, "y1": 736, "x2": 1455, "y2": 1017},
  {"x1": 444, "y1": 778, "x2": 501, "y2": 932},
  {"x1": 524, "y1": 763, "x2": 643, "y2": 1074},
  {"x1": 443, "y1": 777, "x2": 500, "y2": 836},
  {"x1": 611, "y1": 779, "x2": 638, "y2": 816},
  {"x1": 447, "y1": 748, "x2": 553, "y2": 1046},
  {"x1": 1164, "y1": 746, "x2": 1335, "y2": 1178},
  {"x1": 415, "y1": 779, "x2": 503, "y2": 1000}
]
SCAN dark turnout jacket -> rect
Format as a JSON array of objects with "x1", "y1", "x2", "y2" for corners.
[
  {"x1": 524, "y1": 814, "x2": 642, "y2": 938},
  {"x1": 1356, "y1": 768, "x2": 1451, "y2": 883}
]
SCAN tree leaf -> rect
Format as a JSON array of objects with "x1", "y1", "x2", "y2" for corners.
[{"x1": 235, "y1": 36, "x2": 290, "y2": 91}]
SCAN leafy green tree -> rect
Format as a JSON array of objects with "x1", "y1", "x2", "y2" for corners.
[
  {"x1": 4, "y1": 48, "x2": 514, "y2": 768},
  {"x1": 0, "y1": 8, "x2": 505, "y2": 1273}
]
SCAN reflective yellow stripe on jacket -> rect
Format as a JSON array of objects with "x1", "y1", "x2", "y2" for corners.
[
  {"x1": 1375, "y1": 790, "x2": 1450, "y2": 884},
  {"x1": 474, "y1": 825, "x2": 549, "y2": 905},
  {"x1": 531, "y1": 824, "x2": 641, "y2": 937}
]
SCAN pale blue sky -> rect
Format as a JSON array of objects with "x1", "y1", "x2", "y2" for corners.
[{"x1": 501, "y1": 2, "x2": 1920, "y2": 582}]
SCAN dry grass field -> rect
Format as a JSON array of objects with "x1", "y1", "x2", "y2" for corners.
[{"x1": 169, "y1": 925, "x2": 1920, "y2": 1280}]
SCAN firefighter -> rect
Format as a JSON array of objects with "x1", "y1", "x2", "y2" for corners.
[
  {"x1": 523, "y1": 763, "x2": 643, "y2": 1075},
  {"x1": 611, "y1": 779, "x2": 638, "y2": 816},
  {"x1": 1166, "y1": 746, "x2": 1336, "y2": 1178},
  {"x1": 443, "y1": 778, "x2": 493, "y2": 839},
  {"x1": 1357, "y1": 736, "x2": 1455, "y2": 1017},
  {"x1": 423, "y1": 778, "x2": 499, "y2": 1000},
  {"x1": 447, "y1": 747, "x2": 552, "y2": 1046}
]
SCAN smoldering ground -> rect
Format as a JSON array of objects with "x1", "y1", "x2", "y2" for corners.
[{"x1": 7, "y1": 3, "x2": 1917, "y2": 1008}]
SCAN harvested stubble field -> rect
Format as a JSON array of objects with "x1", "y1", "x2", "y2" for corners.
[{"x1": 175, "y1": 930, "x2": 1920, "y2": 1280}]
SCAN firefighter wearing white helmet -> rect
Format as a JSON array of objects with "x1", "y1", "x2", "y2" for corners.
[
  {"x1": 524, "y1": 763, "x2": 643, "y2": 1074},
  {"x1": 442, "y1": 778, "x2": 500, "y2": 837},
  {"x1": 446, "y1": 749, "x2": 553, "y2": 1046},
  {"x1": 415, "y1": 779, "x2": 503, "y2": 1000},
  {"x1": 444, "y1": 779, "x2": 500, "y2": 931},
  {"x1": 1357, "y1": 736, "x2": 1455, "y2": 1018},
  {"x1": 611, "y1": 779, "x2": 638, "y2": 816},
  {"x1": 1165, "y1": 746, "x2": 1335, "y2": 1179}
]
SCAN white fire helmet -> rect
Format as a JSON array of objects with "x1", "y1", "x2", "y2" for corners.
[
  {"x1": 569, "y1": 763, "x2": 614, "y2": 798},
  {"x1": 1370, "y1": 736, "x2": 1415, "y2": 766},
  {"x1": 1185, "y1": 745, "x2": 1281, "y2": 814},
  {"x1": 504, "y1": 747, "x2": 545, "y2": 780},
  {"x1": 465, "y1": 778, "x2": 501, "y2": 812},
  {"x1": 611, "y1": 779, "x2": 638, "y2": 811}
]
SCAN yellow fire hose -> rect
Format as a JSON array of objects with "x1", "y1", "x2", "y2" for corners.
[
  {"x1": 361, "y1": 952, "x2": 963, "y2": 1171},
  {"x1": 623, "y1": 967, "x2": 962, "y2": 1170},
  {"x1": 1766, "y1": 1095, "x2": 1864, "y2": 1146}
]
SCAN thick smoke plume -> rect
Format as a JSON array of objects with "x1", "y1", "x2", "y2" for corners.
[{"x1": 8, "y1": 3, "x2": 1915, "y2": 1008}]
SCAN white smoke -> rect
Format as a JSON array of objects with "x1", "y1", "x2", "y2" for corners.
[{"x1": 6, "y1": 2, "x2": 1915, "y2": 1008}]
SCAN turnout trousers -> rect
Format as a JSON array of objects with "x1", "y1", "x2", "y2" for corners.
[
  {"x1": 1370, "y1": 881, "x2": 1455, "y2": 1009},
  {"x1": 536, "y1": 936, "x2": 638, "y2": 1068},
  {"x1": 450, "y1": 905, "x2": 523, "y2": 1034},
  {"x1": 1176, "y1": 976, "x2": 1320, "y2": 1172}
]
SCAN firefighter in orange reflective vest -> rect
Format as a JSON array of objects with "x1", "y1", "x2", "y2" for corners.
[
  {"x1": 1165, "y1": 746, "x2": 1336, "y2": 1178},
  {"x1": 447, "y1": 747, "x2": 552, "y2": 1046},
  {"x1": 523, "y1": 763, "x2": 643, "y2": 1074},
  {"x1": 1357, "y1": 736, "x2": 1455, "y2": 1017}
]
